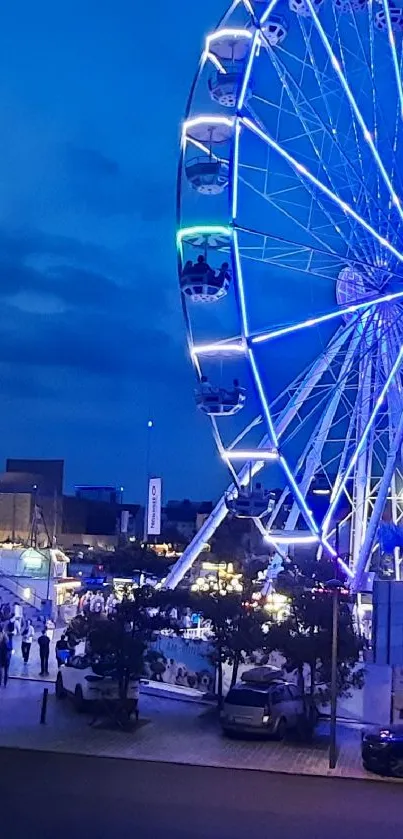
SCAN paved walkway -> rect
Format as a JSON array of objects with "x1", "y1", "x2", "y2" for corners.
[
  {"x1": 8, "y1": 628, "x2": 61, "y2": 682},
  {"x1": 0, "y1": 679, "x2": 395, "y2": 784}
]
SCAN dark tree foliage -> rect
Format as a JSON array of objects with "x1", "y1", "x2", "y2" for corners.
[{"x1": 265, "y1": 557, "x2": 364, "y2": 701}]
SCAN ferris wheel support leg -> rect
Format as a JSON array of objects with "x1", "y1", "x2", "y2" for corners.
[
  {"x1": 163, "y1": 496, "x2": 229, "y2": 589},
  {"x1": 163, "y1": 452, "x2": 268, "y2": 589},
  {"x1": 352, "y1": 410, "x2": 403, "y2": 593},
  {"x1": 381, "y1": 319, "x2": 403, "y2": 580},
  {"x1": 350, "y1": 322, "x2": 374, "y2": 571},
  {"x1": 391, "y1": 473, "x2": 401, "y2": 581},
  {"x1": 165, "y1": 326, "x2": 354, "y2": 590},
  {"x1": 282, "y1": 322, "x2": 363, "y2": 535}
]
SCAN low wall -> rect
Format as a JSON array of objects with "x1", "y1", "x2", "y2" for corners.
[{"x1": 144, "y1": 635, "x2": 215, "y2": 694}]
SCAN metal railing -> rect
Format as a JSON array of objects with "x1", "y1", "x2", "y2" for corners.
[{"x1": 0, "y1": 570, "x2": 43, "y2": 611}]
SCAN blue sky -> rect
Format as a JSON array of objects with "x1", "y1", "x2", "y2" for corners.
[{"x1": 0, "y1": 0, "x2": 225, "y2": 502}]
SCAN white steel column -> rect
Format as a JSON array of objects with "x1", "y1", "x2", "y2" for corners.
[
  {"x1": 350, "y1": 319, "x2": 374, "y2": 573},
  {"x1": 165, "y1": 322, "x2": 353, "y2": 588},
  {"x1": 282, "y1": 324, "x2": 363, "y2": 533},
  {"x1": 352, "y1": 409, "x2": 403, "y2": 591}
]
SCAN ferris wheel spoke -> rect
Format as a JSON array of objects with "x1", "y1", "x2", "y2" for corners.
[
  {"x1": 238, "y1": 168, "x2": 341, "y2": 256},
  {"x1": 256, "y1": 39, "x2": 376, "y2": 265},
  {"x1": 276, "y1": 321, "x2": 365, "y2": 536},
  {"x1": 234, "y1": 222, "x2": 403, "y2": 288},
  {"x1": 328, "y1": 5, "x2": 382, "y2": 261},
  {"x1": 245, "y1": 104, "x2": 370, "y2": 266},
  {"x1": 248, "y1": 291, "x2": 403, "y2": 345},
  {"x1": 380, "y1": 0, "x2": 403, "y2": 122},
  {"x1": 387, "y1": 42, "x2": 403, "y2": 236},
  {"x1": 360, "y1": 3, "x2": 403, "y2": 242},
  {"x1": 305, "y1": 0, "x2": 403, "y2": 229},
  {"x1": 291, "y1": 17, "x2": 384, "y2": 258},
  {"x1": 241, "y1": 116, "x2": 403, "y2": 264},
  {"x1": 279, "y1": 310, "x2": 378, "y2": 449}
]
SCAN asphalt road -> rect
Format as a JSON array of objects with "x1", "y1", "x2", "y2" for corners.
[{"x1": 0, "y1": 748, "x2": 401, "y2": 838}]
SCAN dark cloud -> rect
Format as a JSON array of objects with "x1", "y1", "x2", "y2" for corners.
[
  {"x1": 0, "y1": 0, "x2": 222, "y2": 501},
  {"x1": 64, "y1": 145, "x2": 120, "y2": 178}
]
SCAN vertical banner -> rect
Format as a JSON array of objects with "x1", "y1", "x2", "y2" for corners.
[
  {"x1": 147, "y1": 477, "x2": 162, "y2": 536},
  {"x1": 120, "y1": 510, "x2": 130, "y2": 534}
]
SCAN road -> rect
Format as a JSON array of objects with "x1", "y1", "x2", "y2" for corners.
[{"x1": 0, "y1": 748, "x2": 401, "y2": 838}]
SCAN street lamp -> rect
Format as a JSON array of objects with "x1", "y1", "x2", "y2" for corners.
[
  {"x1": 143, "y1": 419, "x2": 154, "y2": 541},
  {"x1": 329, "y1": 520, "x2": 342, "y2": 770}
]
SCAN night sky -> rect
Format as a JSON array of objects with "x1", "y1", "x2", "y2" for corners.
[{"x1": 0, "y1": 0, "x2": 224, "y2": 504}]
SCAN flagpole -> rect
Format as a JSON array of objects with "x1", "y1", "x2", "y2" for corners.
[{"x1": 143, "y1": 419, "x2": 153, "y2": 542}]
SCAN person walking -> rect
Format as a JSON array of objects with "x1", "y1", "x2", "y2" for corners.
[
  {"x1": 0, "y1": 629, "x2": 12, "y2": 687},
  {"x1": 55, "y1": 634, "x2": 69, "y2": 668},
  {"x1": 38, "y1": 629, "x2": 50, "y2": 676},
  {"x1": 21, "y1": 619, "x2": 35, "y2": 664},
  {"x1": 13, "y1": 602, "x2": 22, "y2": 634}
]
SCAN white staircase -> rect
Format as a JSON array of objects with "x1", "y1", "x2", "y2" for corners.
[{"x1": 0, "y1": 573, "x2": 43, "y2": 623}]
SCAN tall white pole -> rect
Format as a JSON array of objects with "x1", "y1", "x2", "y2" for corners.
[
  {"x1": 352, "y1": 409, "x2": 403, "y2": 592},
  {"x1": 143, "y1": 420, "x2": 153, "y2": 543}
]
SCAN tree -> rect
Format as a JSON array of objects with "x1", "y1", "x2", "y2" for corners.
[
  {"x1": 265, "y1": 557, "x2": 364, "y2": 707},
  {"x1": 67, "y1": 586, "x2": 171, "y2": 726},
  {"x1": 210, "y1": 517, "x2": 250, "y2": 565},
  {"x1": 107, "y1": 544, "x2": 173, "y2": 578},
  {"x1": 151, "y1": 587, "x2": 269, "y2": 706}
]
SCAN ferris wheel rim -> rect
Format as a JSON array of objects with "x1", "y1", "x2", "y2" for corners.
[{"x1": 170, "y1": 0, "x2": 403, "y2": 592}]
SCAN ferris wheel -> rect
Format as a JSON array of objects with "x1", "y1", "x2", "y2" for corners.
[{"x1": 165, "y1": 0, "x2": 403, "y2": 592}]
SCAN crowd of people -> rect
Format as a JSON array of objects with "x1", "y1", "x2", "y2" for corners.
[{"x1": 77, "y1": 590, "x2": 119, "y2": 617}]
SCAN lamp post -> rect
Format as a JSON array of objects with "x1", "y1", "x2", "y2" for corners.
[
  {"x1": 143, "y1": 420, "x2": 153, "y2": 542},
  {"x1": 329, "y1": 520, "x2": 340, "y2": 770}
]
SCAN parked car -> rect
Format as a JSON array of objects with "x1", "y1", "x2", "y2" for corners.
[
  {"x1": 55, "y1": 653, "x2": 139, "y2": 713},
  {"x1": 362, "y1": 725, "x2": 403, "y2": 777},
  {"x1": 221, "y1": 678, "x2": 307, "y2": 739}
]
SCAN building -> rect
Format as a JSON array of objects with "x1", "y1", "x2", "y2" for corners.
[
  {"x1": 75, "y1": 485, "x2": 122, "y2": 504},
  {"x1": 61, "y1": 496, "x2": 141, "y2": 549},
  {"x1": 161, "y1": 500, "x2": 213, "y2": 544},
  {"x1": 6, "y1": 459, "x2": 64, "y2": 495},
  {"x1": 0, "y1": 459, "x2": 141, "y2": 550}
]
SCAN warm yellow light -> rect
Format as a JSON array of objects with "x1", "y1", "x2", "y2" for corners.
[
  {"x1": 55, "y1": 580, "x2": 82, "y2": 591},
  {"x1": 23, "y1": 587, "x2": 31, "y2": 600}
]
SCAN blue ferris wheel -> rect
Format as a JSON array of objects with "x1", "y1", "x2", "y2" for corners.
[{"x1": 165, "y1": 0, "x2": 403, "y2": 593}]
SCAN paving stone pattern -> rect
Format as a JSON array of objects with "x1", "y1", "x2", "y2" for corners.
[{"x1": 0, "y1": 679, "x2": 398, "y2": 784}]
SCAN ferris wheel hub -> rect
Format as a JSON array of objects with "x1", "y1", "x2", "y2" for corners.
[{"x1": 336, "y1": 267, "x2": 376, "y2": 314}]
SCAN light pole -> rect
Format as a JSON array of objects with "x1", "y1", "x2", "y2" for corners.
[
  {"x1": 329, "y1": 521, "x2": 340, "y2": 770},
  {"x1": 143, "y1": 420, "x2": 153, "y2": 542}
]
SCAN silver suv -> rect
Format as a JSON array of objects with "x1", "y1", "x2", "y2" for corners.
[{"x1": 221, "y1": 679, "x2": 305, "y2": 739}]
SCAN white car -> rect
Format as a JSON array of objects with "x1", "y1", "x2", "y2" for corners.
[{"x1": 55, "y1": 654, "x2": 140, "y2": 713}]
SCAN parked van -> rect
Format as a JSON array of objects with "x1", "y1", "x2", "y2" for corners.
[{"x1": 221, "y1": 678, "x2": 305, "y2": 739}]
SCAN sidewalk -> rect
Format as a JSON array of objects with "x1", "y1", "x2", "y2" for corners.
[
  {"x1": 8, "y1": 629, "x2": 61, "y2": 683},
  {"x1": 8, "y1": 631, "x2": 210, "y2": 702},
  {"x1": 0, "y1": 679, "x2": 397, "y2": 784}
]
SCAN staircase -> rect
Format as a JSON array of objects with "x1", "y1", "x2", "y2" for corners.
[{"x1": 0, "y1": 573, "x2": 43, "y2": 624}]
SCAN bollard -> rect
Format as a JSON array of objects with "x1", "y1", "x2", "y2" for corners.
[{"x1": 40, "y1": 687, "x2": 49, "y2": 724}]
